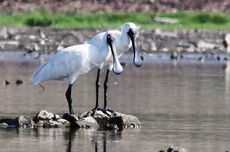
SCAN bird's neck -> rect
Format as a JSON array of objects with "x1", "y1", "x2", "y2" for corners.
[{"x1": 118, "y1": 32, "x2": 131, "y2": 53}]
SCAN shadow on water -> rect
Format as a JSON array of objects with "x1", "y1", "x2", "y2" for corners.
[{"x1": 64, "y1": 128, "x2": 122, "y2": 152}]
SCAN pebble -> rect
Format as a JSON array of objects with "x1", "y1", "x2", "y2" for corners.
[
  {"x1": 0, "y1": 80, "x2": 10, "y2": 86},
  {"x1": 16, "y1": 80, "x2": 23, "y2": 85}
]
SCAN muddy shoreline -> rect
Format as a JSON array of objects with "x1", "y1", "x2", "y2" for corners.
[{"x1": 0, "y1": 26, "x2": 229, "y2": 57}]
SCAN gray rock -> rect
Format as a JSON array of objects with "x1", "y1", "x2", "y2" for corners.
[
  {"x1": 0, "y1": 80, "x2": 10, "y2": 86},
  {"x1": 43, "y1": 120, "x2": 63, "y2": 128},
  {"x1": 57, "y1": 118, "x2": 71, "y2": 127},
  {"x1": 197, "y1": 40, "x2": 219, "y2": 50},
  {"x1": 115, "y1": 112, "x2": 141, "y2": 128},
  {"x1": 33, "y1": 110, "x2": 63, "y2": 128},
  {"x1": 36, "y1": 110, "x2": 60, "y2": 120},
  {"x1": 80, "y1": 110, "x2": 140, "y2": 131},
  {"x1": 0, "y1": 27, "x2": 9, "y2": 39},
  {"x1": 77, "y1": 116, "x2": 99, "y2": 128},
  {"x1": 0, "y1": 40, "x2": 19, "y2": 50},
  {"x1": 18, "y1": 115, "x2": 35, "y2": 128},
  {"x1": 0, "y1": 122, "x2": 8, "y2": 128}
]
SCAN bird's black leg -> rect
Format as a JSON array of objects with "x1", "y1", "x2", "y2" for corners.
[
  {"x1": 103, "y1": 69, "x2": 114, "y2": 116},
  {"x1": 65, "y1": 84, "x2": 74, "y2": 114},
  {"x1": 103, "y1": 69, "x2": 110, "y2": 110},
  {"x1": 95, "y1": 69, "x2": 101, "y2": 110},
  {"x1": 91, "y1": 69, "x2": 102, "y2": 116}
]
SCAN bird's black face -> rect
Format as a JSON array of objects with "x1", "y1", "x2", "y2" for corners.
[
  {"x1": 107, "y1": 34, "x2": 114, "y2": 46},
  {"x1": 127, "y1": 28, "x2": 143, "y2": 67},
  {"x1": 223, "y1": 39, "x2": 228, "y2": 48}
]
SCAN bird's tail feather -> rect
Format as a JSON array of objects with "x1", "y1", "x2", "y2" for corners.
[{"x1": 31, "y1": 63, "x2": 48, "y2": 85}]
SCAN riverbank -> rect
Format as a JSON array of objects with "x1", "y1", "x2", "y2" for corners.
[{"x1": 0, "y1": 26, "x2": 229, "y2": 57}]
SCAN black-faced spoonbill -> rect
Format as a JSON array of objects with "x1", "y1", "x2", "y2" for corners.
[
  {"x1": 89, "y1": 22, "x2": 143, "y2": 112},
  {"x1": 31, "y1": 33, "x2": 123, "y2": 114}
]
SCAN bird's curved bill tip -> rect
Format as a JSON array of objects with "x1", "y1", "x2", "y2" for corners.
[
  {"x1": 134, "y1": 53, "x2": 143, "y2": 67},
  {"x1": 112, "y1": 63, "x2": 123, "y2": 75}
]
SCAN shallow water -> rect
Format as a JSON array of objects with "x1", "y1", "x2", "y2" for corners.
[{"x1": 0, "y1": 52, "x2": 230, "y2": 151}]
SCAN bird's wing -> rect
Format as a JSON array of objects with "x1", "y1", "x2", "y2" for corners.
[
  {"x1": 31, "y1": 45, "x2": 86, "y2": 84},
  {"x1": 89, "y1": 31, "x2": 107, "y2": 48}
]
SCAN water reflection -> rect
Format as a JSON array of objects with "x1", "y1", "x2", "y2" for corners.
[
  {"x1": 94, "y1": 135, "x2": 107, "y2": 152},
  {"x1": 64, "y1": 128, "x2": 78, "y2": 152},
  {"x1": 64, "y1": 128, "x2": 122, "y2": 152}
]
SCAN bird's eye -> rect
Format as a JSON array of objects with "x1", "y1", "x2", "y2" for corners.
[{"x1": 127, "y1": 29, "x2": 135, "y2": 37}]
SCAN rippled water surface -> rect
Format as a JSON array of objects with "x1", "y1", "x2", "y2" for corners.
[{"x1": 0, "y1": 52, "x2": 230, "y2": 152}]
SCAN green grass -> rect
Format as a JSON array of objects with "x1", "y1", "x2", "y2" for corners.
[{"x1": 0, "y1": 10, "x2": 230, "y2": 29}]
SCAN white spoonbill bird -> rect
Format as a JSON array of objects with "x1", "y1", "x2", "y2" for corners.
[
  {"x1": 31, "y1": 33, "x2": 123, "y2": 114},
  {"x1": 89, "y1": 22, "x2": 143, "y2": 112}
]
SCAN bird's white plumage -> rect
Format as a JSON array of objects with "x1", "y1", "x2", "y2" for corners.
[
  {"x1": 89, "y1": 22, "x2": 142, "y2": 68},
  {"x1": 31, "y1": 32, "x2": 122, "y2": 85},
  {"x1": 32, "y1": 44, "x2": 90, "y2": 85}
]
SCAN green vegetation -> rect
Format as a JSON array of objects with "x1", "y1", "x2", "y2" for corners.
[{"x1": 0, "y1": 10, "x2": 230, "y2": 29}]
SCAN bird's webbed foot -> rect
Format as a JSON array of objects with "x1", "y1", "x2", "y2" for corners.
[{"x1": 101, "y1": 108, "x2": 115, "y2": 117}]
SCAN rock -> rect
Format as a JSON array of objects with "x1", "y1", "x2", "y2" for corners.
[
  {"x1": 0, "y1": 40, "x2": 19, "y2": 51},
  {"x1": 0, "y1": 116, "x2": 35, "y2": 128},
  {"x1": 0, "y1": 27, "x2": 10, "y2": 39},
  {"x1": 154, "y1": 28, "x2": 178, "y2": 38},
  {"x1": 154, "y1": 17, "x2": 179, "y2": 24},
  {"x1": 35, "y1": 120, "x2": 45, "y2": 127},
  {"x1": 62, "y1": 113, "x2": 80, "y2": 129},
  {"x1": 16, "y1": 80, "x2": 23, "y2": 85},
  {"x1": 115, "y1": 112, "x2": 141, "y2": 128},
  {"x1": 197, "y1": 40, "x2": 219, "y2": 50},
  {"x1": 35, "y1": 110, "x2": 60, "y2": 121},
  {"x1": 33, "y1": 110, "x2": 63, "y2": 128},
  {"x1": 80, "y1": 110, "x2": 140, "y2": 131},
  {"x1": 17, "y1": 115, "x2": 35, "y2": 128},
  {"x1": 58, "y1": 118, "x2": 71, "y2": 127},
  {"x1": 0, "y1": 80, "x2": 10, "y2": 86},
  {"x1": 77, "y1": 116, "x2": 99, "y2": 129},
  {"x1": 43, "y1": 120, "x2": 63, "y2": 128},
  {"x1": 0, "y1": 122, "x2": 8, "y2": 128},
  {"x1": 0, "y1": 118, "x2": 18, "y2": 128}
]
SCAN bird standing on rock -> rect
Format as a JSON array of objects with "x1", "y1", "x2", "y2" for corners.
[
  {"x1": 89, "y1": 22, "x2": 143, "y2": 113},
  {"x1": 31, "y1": 33, "x2": 123, "y2": 114}
]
